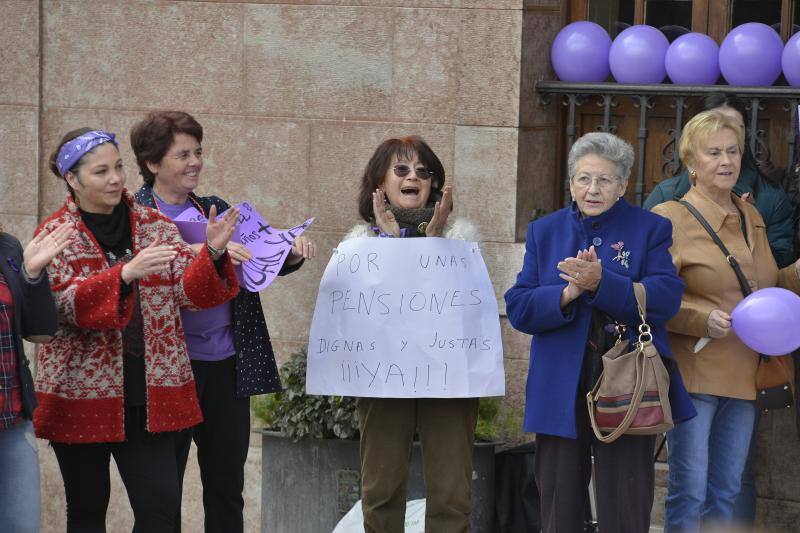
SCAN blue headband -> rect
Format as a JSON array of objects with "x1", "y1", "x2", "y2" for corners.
[{"x1": 56, "y1": 130, "x2": 118, "y2": 177}]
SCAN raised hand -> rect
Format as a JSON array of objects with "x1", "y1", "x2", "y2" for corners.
[
  {"x1": 24, "y1": 222, "x2": 77, "y2": 278},
  {"x1": 121, "y1": 238, "x2": 178, "y2": 284},
  {"x1": 426, "y1": 185, "x2": 453, "y2": 237},
  {"x1": 372, "y1": 189, "x2": 400, "y2": 237},
  {"x1": 206, "y1": 205, "x2": 240, "y2": 253}
]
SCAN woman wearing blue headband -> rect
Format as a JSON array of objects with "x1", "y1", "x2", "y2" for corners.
[{"x1": 35, "y1": 127, "x2": 242, "y2": 532}]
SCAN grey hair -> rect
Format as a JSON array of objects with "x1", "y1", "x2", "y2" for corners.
[{"x1": 567, "y1": 132, "x2": 634, "y2": 181}]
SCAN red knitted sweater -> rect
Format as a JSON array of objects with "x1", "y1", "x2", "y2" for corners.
[{"x1": 33, "y1": 192, "x2": 239, "y2": 443}]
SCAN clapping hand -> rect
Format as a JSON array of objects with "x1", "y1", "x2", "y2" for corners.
[
  {"x1": 206, "y1": 205, "x2": 240, "y2": 253},
  {"x1": 557, "y1": 246, "x2": 602, "y2": 307},
  {"x1": 426, "y1": 185, "x2": 453, "y2": 237},
  {"x1": 558, "y1": 245, "x2": 603, "y2": 293},
  {"x1": 372, "y1": 189, "x2": 400, "y2": 237},
  {"x1": 121, "y1": 237, "x2": 178, "y2": 284},
  {"x1": 24, "y1": 222, "x2": 77, "y2": 278}
]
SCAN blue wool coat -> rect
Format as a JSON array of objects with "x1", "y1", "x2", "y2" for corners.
[{"x1": 505, "y1": 199, "x2": 696, "y2": 439}]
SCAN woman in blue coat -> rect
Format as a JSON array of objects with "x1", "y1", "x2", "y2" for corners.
[{"x1": 505, "y1": 132, "x2": 695, "y2": 533}]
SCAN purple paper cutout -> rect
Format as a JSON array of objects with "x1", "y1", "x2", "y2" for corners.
[
  {"x1": 174, "y1": 207, "x2": 206, "y2": 222},
  {"x1": 171, "y1": 202, "x2": 314, "y2": 292},
  {"x1": 173, "y1": 220, "x2": 207, "y2": 244}
]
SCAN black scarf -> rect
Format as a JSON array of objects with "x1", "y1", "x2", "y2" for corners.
[
  {"x1": 80, "y1": 201, "x2": 133, "y2": 263},
  {"x1": 388, "y1": 206, "x2": 435, "y2": 237}
]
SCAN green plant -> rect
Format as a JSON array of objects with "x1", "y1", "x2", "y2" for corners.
[
  {"x1": 474, "y1": 396, "x2": 524, "y2": 443},
  {"x1": 251, "y1": 348, "x2": 359, "y2": 440}
]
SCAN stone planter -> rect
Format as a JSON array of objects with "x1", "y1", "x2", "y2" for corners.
[{"x1": 260, "y1": 430, "x2": 497, "y2": 533}]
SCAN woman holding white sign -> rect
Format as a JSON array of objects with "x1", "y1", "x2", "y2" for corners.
[
  {"x1": 131, "y1": 111, "x2": 315, "y2": 533},
  {"x1": 344, "y1": 136, "x2": 479, "y2": 533},
  {"x1": 505, "y1": 132, "x2": 696, "y2": 532}
]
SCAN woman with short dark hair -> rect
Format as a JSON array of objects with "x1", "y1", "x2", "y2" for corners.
[
  {"x1": 346, "y1": 136, "x2": 479, "y2": 533},
  {"x1": 131, "y1": 110, "x2": 315, "y2": 533}
]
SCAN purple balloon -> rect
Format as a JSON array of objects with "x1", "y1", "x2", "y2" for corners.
[
  {"x1": 731, "y1": 288, "x2": 800, "y2": 356},
  {"x1": 551, "y1": 21, "x2": 612, "y2": 82},
  {"x1": 783, "y1": 32, "x2": 800, "y2": 87},
  {"x1": 665, "y1": 33, "x2": 720, "y2": 84},
  {"x1": 609, "y1": 25, "x2": 670, "y2": 84},
  {"x1": 719, "y1": 23, "x2": 784, "y2": 86}
]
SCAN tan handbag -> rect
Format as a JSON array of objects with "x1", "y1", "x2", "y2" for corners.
[{"x1": 587, "y1": 282, "x2": 674, "y2": 443}]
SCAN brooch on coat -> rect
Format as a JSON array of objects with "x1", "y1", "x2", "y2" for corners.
[{"x1": 611, "y1": 241, "x2": 630, "y2": 268}]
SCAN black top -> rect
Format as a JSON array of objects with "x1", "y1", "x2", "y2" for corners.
[
  {"x1": 81, "y1": 203, "x2": 146, "y2": 406},
  {"x1": 579, "y1": 309, "x2": 619, "y2": 395}
]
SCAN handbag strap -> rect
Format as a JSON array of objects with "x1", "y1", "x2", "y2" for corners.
[
  {"x1": 632, "y1": 282, "x2": 653, "y2": 345},
  {"x1": 679, "y1": 200, "x2": 752, "y2": 297}
]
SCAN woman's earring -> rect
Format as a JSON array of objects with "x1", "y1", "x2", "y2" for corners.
[{"x1": 689, "y1": 169, "x2": 697, "y2": 180}]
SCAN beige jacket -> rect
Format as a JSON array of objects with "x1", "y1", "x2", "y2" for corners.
[{"x1": 653, "y1": 187, "x2": 800, "y2": 400}]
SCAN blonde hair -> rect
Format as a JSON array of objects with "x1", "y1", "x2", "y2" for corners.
[{"x1": 679, "y1": 110, "x2": 745, "y2": 171}]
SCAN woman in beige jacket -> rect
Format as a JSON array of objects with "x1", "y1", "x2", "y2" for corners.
[{"x1": 653, "y1": 110, "x2": 800, "y2": 532}]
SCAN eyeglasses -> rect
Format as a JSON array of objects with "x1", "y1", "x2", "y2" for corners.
[
  {"x1": 393, "y1": 164, "x2": 434, "y2": 180},
  {"x1": 572, "y1": 174, "x2": 620, "y2": 189}
]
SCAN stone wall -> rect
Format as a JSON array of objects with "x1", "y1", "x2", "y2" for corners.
[{"x1": 1, "y1": 0, "x2": 562, "y2": 530}]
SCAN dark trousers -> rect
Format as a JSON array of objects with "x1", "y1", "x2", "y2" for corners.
[
  {"x1": 534, "y1": 397, "x2": 656, "y2": 533},
  {"x1": 52, "y1": 408, "x2": 179, "y2": 533},
  {"x1": 356, "y1": 397, "x2": 479, "y2": 533},
  {"x1": 175, "y1": 356, "x2": 251, "y2": 533}
]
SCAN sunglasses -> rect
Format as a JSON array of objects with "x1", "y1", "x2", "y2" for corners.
[{"x1": 393, "y1": 164, "x2": 434, "y2": 180}]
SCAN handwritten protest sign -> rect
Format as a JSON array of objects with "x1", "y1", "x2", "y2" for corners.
[
  {"x1": 172, "y1": 203, "x2": 314, "y2": 292},
  {"x1": 306, "y1": 237, "x2": 505, "y2": 398}
]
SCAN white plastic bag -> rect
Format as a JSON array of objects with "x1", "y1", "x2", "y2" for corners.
[{"x1": 332, "y1": 499, "x2": 426, "y2": 533}]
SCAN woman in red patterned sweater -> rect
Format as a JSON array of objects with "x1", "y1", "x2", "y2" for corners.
[{"x1": 35, "y1": 128, "x2": 241, "y2": 532}]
